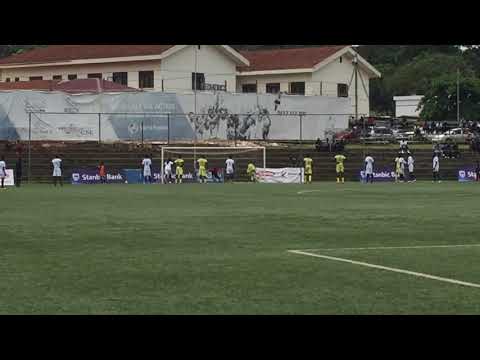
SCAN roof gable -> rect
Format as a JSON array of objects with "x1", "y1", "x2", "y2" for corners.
[{"x1": 238, "y1": 46, "x2": 347, "y2": 72}]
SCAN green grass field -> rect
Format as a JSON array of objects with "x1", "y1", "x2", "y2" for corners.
[{"x1": 2, "y1": 182, "x2": 480, "y2": 314}]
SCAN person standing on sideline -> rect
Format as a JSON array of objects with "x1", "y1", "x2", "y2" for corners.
[
  {"x1": 15, "y1": 155, "x2": 22, "y2": 187},
  {"x1": 364, "y1": 154, "x2": 375, "y2": 183},
  {"x1": 98, "y1": 161, "x2": 106, "y2": 184},
  {"x1": 407, "y1": 153, "x2": 416, "y2": 182},
  {"x1": 142, "y1": 154, "x2": 152, "y2": 184},
  {"x1": 433, "y1": 153, "x2": 441, "y2": 183},
  {"x1": 52, "y1": 155, "x2": 63, "y2": 187},
  {"x1": 225, "y1": 155, "x2": 235, "y2": 183},
  {"x1": 0, "y1": 156, "x2": 6, "y2": 189}
]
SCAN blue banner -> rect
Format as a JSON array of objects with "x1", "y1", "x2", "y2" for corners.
[
  {"x1": 458, "y1": 169, "x2": 478, "y2": 182},
  {"x1": 71, "y1": 169, "x2": 125, "y2": 184},
  {"x1": 359, "y1": 168, "x2": 396, "y2": 182}
]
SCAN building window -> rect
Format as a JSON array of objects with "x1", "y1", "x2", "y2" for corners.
[
  {"x1": 242, "y1": 83, "x2": 257, "y2": 93},
  {"x1": 15, "y1": 77, "x2": 20, "y2": 82},
  {"x1": 68, "y1": 74, "x2": 77, "y2": 80},
  {"x1": 289, "y1": 82, "x2": 305, "y2": 95},
  {"x1": 113, "y1": 72, "x2": 128, "y2": 86},
  {"x1": 5, "y1": 78, "x2": 11, "y2": 82},
  {"x1": 53, "y1": 75, "x2": 62, "y2": 80},
  {"x1": 266, "y1": 83, "x2": 280, "y2": 94},
  {"x1": 139, "y1": 71, "x2": 154, "y2": 89},
  {"x1": 29, "y1": 76, "x2": 43, "y2": 81},
  {"x1": 192, "y1": 72, "x2": 205, "y2": 91},
  {"x1": 337, "y1": 83, "x2": 349, "y2": 98},
  {"x1": 88, "y1": 73, "x2": 103, "y2": 79}
]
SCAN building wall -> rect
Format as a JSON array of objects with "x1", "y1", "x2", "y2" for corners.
[
  {"x1": 311, "y1": 54, "x2": 371, "y2": 117},
  {"x1": 394, "y1": 96, "x2": 424, "y2": 117},
  {"x1": 236, "y1": 73, "x2": 313, "y2": 94},
  {"x1": 160, "y1": 45, "x2": 237, "y2": 93},
  {"x1": 0, "y1": 45, "x2": 239, "y2": 93},
  {"x1": 0, "y1": 60, "x2": 163, "y2": 90}
]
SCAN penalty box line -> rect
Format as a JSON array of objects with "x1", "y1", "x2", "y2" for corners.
[{"x1": 288, "y1": 249, "x2": 480, "y2": 289}]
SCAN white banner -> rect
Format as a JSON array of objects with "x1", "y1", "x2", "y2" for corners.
[
  {"x1": 0, "y1": 90, "x2": 351, "y2": 141},
  {"x1": 3, "y1": 169, "x2": 15, "y2": 186},
  {"x1": 256, "y1": 168, "x2": 304, "y2": 184}
]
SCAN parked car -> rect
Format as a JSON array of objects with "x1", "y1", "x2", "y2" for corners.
[
  {"x1": 427, "y1": 128, "x2": 473, "y2": 142},
  {"x1": 367, "y1": 127, "x2": 394, "y2": 141}
]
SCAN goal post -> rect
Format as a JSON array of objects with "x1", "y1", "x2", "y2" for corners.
[{"x1": 160, "y1": 146, "x2": 266, "y2": 183}]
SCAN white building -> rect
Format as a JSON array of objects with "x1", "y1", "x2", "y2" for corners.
[
  {"x1": 0, "y1": 45, "x2": 381, "y2": 116},
  {"x1": 394, "y1": 95, "x2": 424, "y2": 118}
]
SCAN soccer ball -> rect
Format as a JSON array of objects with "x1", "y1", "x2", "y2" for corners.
[{"x1": 125, "y1": 181, "x2": 128, "y2": 184}]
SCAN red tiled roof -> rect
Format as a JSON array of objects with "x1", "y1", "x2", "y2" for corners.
[
  {"x1": 238, "y1": 46, "x2": 348, "y2": 72},
  {"x1": 0, "y1": 79, "x2": 137, "y2": 93},
  {"x1": 0, "y1": 45, "x2": 175, "y2": 65}
]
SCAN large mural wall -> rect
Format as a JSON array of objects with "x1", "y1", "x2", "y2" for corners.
[{"x1": 0, "y1": 91, "x2": 351, "y2": 141}]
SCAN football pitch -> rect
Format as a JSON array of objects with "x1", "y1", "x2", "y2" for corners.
[{"x1": 2, "y1": 182, "x2": 480, "y2": 314}]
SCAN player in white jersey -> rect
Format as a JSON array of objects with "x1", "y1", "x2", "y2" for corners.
[
  {"x1": 0, "y1": 156, "x2": 6, "y2": 189},
  {"x1": 142, "y1": 155, "x2": 153, "y2": 184},
  {"x1": 364, "y1": 154, "x2": 375, "y2": 183},
  {"x1": 164, "y1": 158, "x2": 174, "y2": 184},
  {"x1": 407, "y1": 153, "x2": 416, "y2": 182},
  {"x1": 52, "y1": 155, "x2": 63, "y2": 187},
  {"x1": 433, "y1": 153, "x2": 441, "y2": 183},
  {"x1": 225, "y1": 155, "x2": 235, "y2": 183}
]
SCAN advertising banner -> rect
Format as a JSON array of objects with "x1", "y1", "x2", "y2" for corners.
[
  {"x1": 359, "y1": 168, "x2": 396, "y2": 182},
  {"x1": 71, "y1": 169, "x2": 125, "y2": 184},
  {"x1": 256, "y1": 168, "x2": 304, "y2": 184},
  {"x1": 3, "y1": 169, "x2": 15, "y2": 186},
  {"x1": 0, "y1": 90, "x2": 350, "y2": 141},
  {"x1": 458, "y1": 169, "x2": 478, "y2": 182}
]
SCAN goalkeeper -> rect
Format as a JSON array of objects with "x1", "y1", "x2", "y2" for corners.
[{"x1": 247, "y1": 162, "x2": 256, "y2": 182}]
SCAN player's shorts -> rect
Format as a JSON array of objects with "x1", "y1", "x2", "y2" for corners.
[
  {"x1": 165, "y1": 169, "x2": 172, "y2": 177},
  {"x1": 53, "y1": 169, "x2": 62, "y2": 177},
  {"x1": 226, "y1": 171, "x2": 234, "y2": 179},
  {"x1": 176, "y1": 167, "x2": 184, "y2": 176},
  {"x1": 199, "y1": 168, "x2": 207, "y2": 178},
  {"x1": 144, "y1": 169, "x2": 152, "y2": 177},
  {"x1": 305, "y1": 167, "x2": 312, "y2": 175},
  {"x1": 365, "y1": 166, "x2": 373, "y2": 175},
  {"x1": 336, "y1": 164, "x2": 344, "y2": 173}
]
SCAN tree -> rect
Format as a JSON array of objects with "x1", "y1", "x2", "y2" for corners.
[{"x1": 419, "y1": 75, "x2": 480, "y2": 122}]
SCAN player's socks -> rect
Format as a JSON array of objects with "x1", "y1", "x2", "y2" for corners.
[{"x1": 342, "y1": 177, "x2": 345, "y2": 183}]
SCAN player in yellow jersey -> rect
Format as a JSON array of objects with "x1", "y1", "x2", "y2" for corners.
[
  {"x1": 247, "y1": 162, "x2": 256, "y2": 182},
  {"x1": 174, "y1": 155, "x2": 185, "y2": 184},
  {"x1": 197, "y1": 155, "x2": 208, "y2": 184},
  {"x1": 303, "y1": 154, "x2": 313, "y2": 184},
  {"x1": 334, "y1": 153, "x2": 346, "y2": 183}
]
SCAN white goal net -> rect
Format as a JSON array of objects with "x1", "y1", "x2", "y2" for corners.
[{"x1": 160, "y1": 146, "x2": 266, "y2": 183}]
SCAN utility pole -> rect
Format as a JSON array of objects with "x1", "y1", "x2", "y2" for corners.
[
  {"x1": 457, "y1": 68, "x2": 460, "y2": 128},
  {"x1": 354, "y1": 55, "x2": 359, "y2": 123}
]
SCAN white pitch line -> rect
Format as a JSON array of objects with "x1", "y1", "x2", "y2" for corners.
[
  {"x1": 297, "y1": 190, "x2": 323, "y2": 195},
  {"x1": 288, "y1": 250, "x2": 480, "y2": 289},
  {"x1": 294, "y1": 244, "x2": 480, "y2": 252}
]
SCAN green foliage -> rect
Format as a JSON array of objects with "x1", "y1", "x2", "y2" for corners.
[{"x1": 420, "y1": 75, "x2": 480, "y2": 121}]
